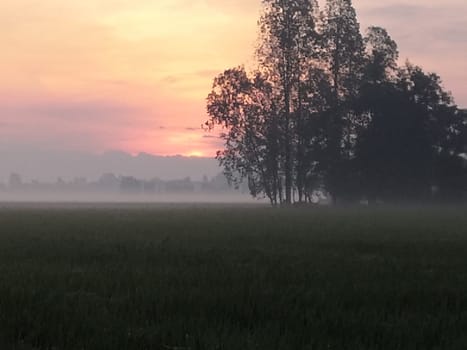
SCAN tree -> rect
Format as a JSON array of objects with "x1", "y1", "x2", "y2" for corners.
[
  {"x1": 206, "y1": 67, "x2": 283, "y2": 205},
  {"x1": 257, "y1": 0, "x2": 320, "y2": 204},
  {"x1": 320, "y1": 0, "x2": 365, "y2": 202},
  {"x1": 206, "y1": 0, "x2": 321, "y2": 205},
  {"x1": 297, "y1": 66, "x2": 334, "y2": 201},
  {"x1": 354, "y1": 27, "x2": 400, "y2": 202},
  {"x1": 356, "y1": 62, "x2": 464, "y2": 202},
  {"x1": 355, "y1": 84, "x2": 429, "y2": 202}
]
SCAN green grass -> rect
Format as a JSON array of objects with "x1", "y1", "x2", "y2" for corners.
[{"x1": 1, "y1": 204, "x2": 467, "y2": 349}]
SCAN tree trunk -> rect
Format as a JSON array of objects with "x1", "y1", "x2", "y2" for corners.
[{"x1": 284, "y1": 92, "x2": 293, "y2": 205}]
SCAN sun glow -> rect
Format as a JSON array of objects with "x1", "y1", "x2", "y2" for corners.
[
  {"x1": 0, "y1": 0, "x2": 258, "y2": 156},
  {"x1": 187, "y1": 150, "x2": 205, "y2": 157}
]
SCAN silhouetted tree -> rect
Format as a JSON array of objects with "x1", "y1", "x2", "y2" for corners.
[
  {"x1": 320, "y1": 0, "x2": 364, "y2": 202},
  {"x1": 354, "y1": 27, "x2": 400, "y2": 202},
  {"x1": 257, "y1": 0, "x2": 320, "y2": 204},
  {"x1": 298, "y1": 66, "x2": 334, "y2": 201},
  {"x1": 205, "y1": 0, "x2": 467, "y2": 205},
  {"x1": 206, "y1": 67, "x2": 282, "y2": 204},
  {"x1": 356, "y1": 62, "x2": 465, "y2": 202}
]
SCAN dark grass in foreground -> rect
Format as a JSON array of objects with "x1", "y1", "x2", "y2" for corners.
[{"x1": 1, "y1": 205, "x2": 467, "y2": 349}]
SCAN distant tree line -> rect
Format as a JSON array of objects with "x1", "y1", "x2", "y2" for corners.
[
  {"x1": 1, "y1": 172, "x2": 245, "y2": 196},
  {"x1": 205, "y1": 0, "x2": 467, "y2": 205}
]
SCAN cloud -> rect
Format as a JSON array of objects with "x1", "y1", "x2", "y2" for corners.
[
  {"x1": 431, "y1": 25, "x2": 467, "y2": 44},
  {"x1": 11, "y1": 100, "x2": 141, "y2": 123}
]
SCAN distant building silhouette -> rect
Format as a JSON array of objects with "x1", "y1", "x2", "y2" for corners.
[
  {"x1": 1, "y1": 170, "x2": 248, "y2": 198},
  {"x1": 8, "y1": 173, "x2": 22, "y2": 190}
]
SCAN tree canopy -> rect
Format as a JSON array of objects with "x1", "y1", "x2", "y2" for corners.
[{"x1": 206, "y1": 0, "x2": 467, "y2": 205}]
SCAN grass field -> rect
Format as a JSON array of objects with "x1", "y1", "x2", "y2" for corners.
[{"x1": 1, "y1": 204, "x2": 467, "y2": 349}]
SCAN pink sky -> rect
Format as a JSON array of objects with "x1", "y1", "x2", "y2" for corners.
[{"x1": 1, "y1": 0, "x2": 466, "y2": 157}]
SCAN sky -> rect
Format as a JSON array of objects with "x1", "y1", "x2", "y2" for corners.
[{"x1": 1, "y1": 0, "x2": 466, "y2": 157}]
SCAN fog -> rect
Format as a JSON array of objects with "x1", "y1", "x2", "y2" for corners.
[
  {"x1": 0, "y1": 192, "x2": 260, "y2": 204},
  {"x1": 0, "y1": 149, "x2": 266, "y2": 203},
  {"x1": 0, "y1": 149, "x2": 221, "y2": 183}
]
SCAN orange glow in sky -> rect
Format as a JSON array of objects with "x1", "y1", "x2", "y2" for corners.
[{"x1": 0, "y1": 0, "x2": 466, "y2": 157}]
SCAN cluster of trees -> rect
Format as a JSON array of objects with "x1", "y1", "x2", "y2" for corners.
[
  {"x1": 205, "y1": 0, "x2": 467, "y2": 205},
  {"x1": 2, "y1": 172, "x2": 242, "y2": 196}
]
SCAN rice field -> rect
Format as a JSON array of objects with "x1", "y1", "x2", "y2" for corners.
[{"x1": 1, "y1": 203, "x2": 467, "y2": 349}]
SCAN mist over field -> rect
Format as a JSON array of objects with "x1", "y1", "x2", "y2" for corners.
[
  {"x1": 0, "y1": 193, "x2": 259, "y2": 204},
  {"x1": 0, "y1": 149, "x2": 220, "y2": 183},
  {"x1": 0, "y1": 149, "x2": 260, "y2": 203}
]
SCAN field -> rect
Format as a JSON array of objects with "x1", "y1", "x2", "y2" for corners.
[{"x1": 1, "y1": 204, "x2": 467, "y2": 349}]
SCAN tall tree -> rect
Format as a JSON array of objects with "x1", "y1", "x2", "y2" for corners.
[
  {"x1": 354, "y1": 27, "x2": 400, "y2": 201},
  {"x1": 321, "y1": 0, "x2": 364, "y2": 202},
  {"x1": 322, "y1": 0, "x2": 364, "y2": 99},
  {"x1": 400, "y1": 68, "x2": 467, "y2": 201},
  {"x1": 257, "y1": 0, "x2": 320, "y2": 204},
  {"x1": 298, "y1": 66, "x2": 334, "y2": 201}
]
